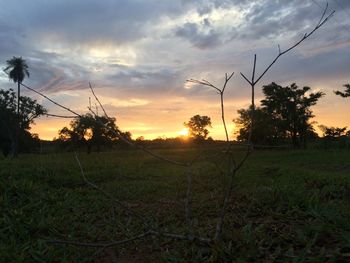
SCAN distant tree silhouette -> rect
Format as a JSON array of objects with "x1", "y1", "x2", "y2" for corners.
[
  {"x1": 0, "y1": 88, "x2": 46, "y2": 156},
  {"x1": 58, "y1": 113, "x2": 124, "y2": 152},
  {"x1": 4, "y1": 57, "x2": 30, "y2": 156},
  {"x1": 334, "y1": 84, "x2": 350, "y2": 98},
  {"x1": 235, "y1": 83, "x2": 323, "y2": 147},
  {"x1": 184, "y1": 115, "x2": 212, "y2": 140},
  {"x1": 319, "y1": 125, "x2": 348, "y2": 138}
]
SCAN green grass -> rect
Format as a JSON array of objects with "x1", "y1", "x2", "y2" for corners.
[{"x1": 1, "y1": 148, "x2": 350, "y2": 262}]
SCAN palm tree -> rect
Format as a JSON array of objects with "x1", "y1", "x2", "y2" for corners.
[
  {"x1": 4, "y1": 56, "x2": 30, "y2": 115},
  {"x1": 4, "y1": 56, "x2": 30, "y2": 156}
]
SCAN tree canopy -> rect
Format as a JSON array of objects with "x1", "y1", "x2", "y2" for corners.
[
  {"x1": 58, "y1": 113, "x2": 129, "y2": 152},
  {"x1": 334, "y1": 84, "x2": 350, "y2": 98},
  {"x1": 4, "y1": 57, "x2": 30, "y2": 84},
  {"x1": 234, "y1": 83, "x2": 323, "y2": 147},
  {"x1": 0, "y1": 88, "x2": 46, "y2": 156},
  {"x1": 234, "y1": 106, "x2": 281, "y2": 145},
  {"x1": 319, "y1": 125, "x2": 348, "y2": 138},
  {"x1": 4, "y1": 57, "x2": 30, "y2": 117},
  {"x1": 184, "y1": 115, "x2": 212, "y2": 140}
]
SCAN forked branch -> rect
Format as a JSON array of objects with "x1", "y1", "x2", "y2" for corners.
[
  {"x1": 187, "y1": 71, "x2": 234, "y2": 142},
  {"x1": 240, "y1": 3, "x2": 334, "y2": 87}
]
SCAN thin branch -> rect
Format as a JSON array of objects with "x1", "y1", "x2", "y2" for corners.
[
  {"x1": 214, "y1": 156, "x2": 236, "y2": 240},
  {"x1": 74, "y1": 152, "x2": 151, "y2": 227},
  {"x1": 20, "y1": 82, "x2": 81, "y2": 117},
  {"x1": 239, "y1": 72, "x2": 252, "y2": 86},
  {"x1": 251, "y1": 54, "x2": 257, "y2": 84},
  {"x1": 47, "y1": 231, "x2": 153, "y2": 248},
  {"x1": 44, "y1": 113, "x2": 76, "y2": 118},
  {"x1": 187, "y1": 79, "x2": 221, "y2": 93},
  {"x1": 47, "y1": 230, "x2": 212, "y2": 249},
  {"x1": 150, "y1": 230, "x2": 212, "y2": 244},
  {"x1": 89, "y1": 82, "x2": 108, "y2": 117},
  {"x1": 185, "y1": 167, "x2": 194, "y2": 237},
  {"x1": 222, "y1": 72, "x2": 234, "y2": 93},
  {"x1": 187, "y1": 71, "x2": 234, "y2": 142},
  {"x1": 248, "y1": 5, "x2": 334, "y2": 86}
]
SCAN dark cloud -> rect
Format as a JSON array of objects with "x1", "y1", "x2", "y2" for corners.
[
  {"x1": 236, "y1": 1, "x2": 315, "y2": 40},
  {"x1": 175, "y1": 20, "x2": 223, "y2": 49},
  {"x1": 0, "y1": 0, "x2": 185, "y2": 46}
]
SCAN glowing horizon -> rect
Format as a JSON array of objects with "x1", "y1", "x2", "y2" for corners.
[{"x1": 1, "y1": 1, "x2": 349, "y2": 141}]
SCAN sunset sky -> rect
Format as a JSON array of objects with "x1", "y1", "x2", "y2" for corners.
[{"x1": 0, "y1": 0, "x2": 349, "y2": 140}]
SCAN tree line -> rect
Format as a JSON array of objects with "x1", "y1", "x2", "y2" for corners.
[{"x1": 0, "y1": 56, "x2": 349, "y2": 156}]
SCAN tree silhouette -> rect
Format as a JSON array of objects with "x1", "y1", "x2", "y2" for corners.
[
  {"x1": 0, "y1": 88, "x2": 46, "y2": 156},
  {"x1": 235, "y1": 83, "x2": 323, "y2": 147},
  {"x1": 58, "y1": 113, "x2": 122, "y2": 152},
  {"x1": 4, "y1": 57, "x2": 30, "y2": 115},
  {"x1": 234, "y1": 106, "x2": 280, "y2": 145},
  {"x1": 334, "y1": 84, "x2": 350, "y2": 98},
  {"x1": 184, "y1": 115, "x2": 212, "y2": 140},
  {"x1": 4, "y1": 56, "x2": 30, "y2": 156},
  {"x1": 319, "y1": 125, "x2": 348, "y2": 138},
  {"x1": 261, "y1": 83, "x2": 323, "y2": 148}
]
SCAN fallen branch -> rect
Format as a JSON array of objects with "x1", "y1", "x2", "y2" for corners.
[{"x1": 47, "y1": 230, "x2": 212, "y2": 249}]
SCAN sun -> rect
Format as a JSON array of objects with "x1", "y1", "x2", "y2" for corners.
[{"x1": 178, "y1": 128, "x2": 189, "y2": 137}]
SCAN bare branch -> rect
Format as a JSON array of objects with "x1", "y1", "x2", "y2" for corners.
[
  {"x1": 44, "y1": 113, "x2": 76, "y2": 118},
  {"x1": 47, "y1": 231, "x2": 153, "y2": 248},
  {"x1": 251, "y1": 54, "x2": 257, "y2": 84},
  {"x1": 89, "y1": 82, "x2": 108, "y2": 117},
  {"x1": 222, "y1": 71, "x2": 234, "y2": 93},
  {"x1": 249, "y1": 5, "x2": 334, "y2": 85},
  {"x1": 47, "y1": 230, "x2": 212, "y2": 249},
  {"x1": 20, "y1": 82, "x2": 81, "y2": 117},
  {"x1": 214, "y1": 157, "x2": 236, "y2": 241},
  {"x1": 74, "y1": 152, "x2": 151, "y2": 227},
  {"x1": 150, "y1": 230, "x2": 212, "y2": 244},
  {"x1": 185, "y1": 168, "x2": 194, "y2": 237},
  {"x1": 186, "y1": 79, "x2": 221, "y2": 93},
  {"x1": 240, "y1": 72, "x2": 252, "y2": 86},
  {"x1": 188, "y1": 72, "x2": 234, "y2": 142}
]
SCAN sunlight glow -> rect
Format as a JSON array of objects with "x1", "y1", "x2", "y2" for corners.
[{"x1": 178, "y1": 128, "x2": 189, "y2": 137}]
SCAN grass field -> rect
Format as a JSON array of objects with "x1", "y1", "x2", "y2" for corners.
[{"x1": 1, "y1": 147, "x2": 350, "y2": 262}]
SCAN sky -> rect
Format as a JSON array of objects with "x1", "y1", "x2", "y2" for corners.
[{"x1": 0, "y1": 0, "x2": 349, "y2": 140}]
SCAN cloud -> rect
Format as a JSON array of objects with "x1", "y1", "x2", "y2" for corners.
[
  {"x1": 0, "y1": 0, "x2": 349, "y2": 140},
  {"x1": 0, "y1": 1, "x2": 186, "y2": 46},
  {"x1": 175, "y1": 20, "x2": 223, "y2": 49}
]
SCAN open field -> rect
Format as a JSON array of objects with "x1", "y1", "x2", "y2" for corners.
[{"x1": 1, "y1": 147, "x2": 350, "y2": 262}]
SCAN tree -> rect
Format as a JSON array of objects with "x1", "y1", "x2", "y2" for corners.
[
  {"x1": 235, "y1": 83, "x2": 323, "y2": 147},
  {"x1": 4, "y1": 57, "x2": 30, "y2": 115},
  {"x1": 184, "y1": 115, "x2": 212, "y2": 140},
  {"x1": 58, "y1": 113, "x2": 123, "y2": 152},
  {"x1": 4, "y1": 56, "x2": 30, "y2": 155},
  {"x1": 261, "y1": 83, "x2": 324, "y2": 147},
  {"x1": 0, "y1": 88, "x2": 46, "y2": 156},
  {"x1": 319, "y1": 125, "x2": 347, "y2": 138},
  {"x1": 234, "y1": 106, "x2": 281, "y2": 145},
  {"x1": 334, "y1": 84, "x2": 350, "y2": 98}
]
